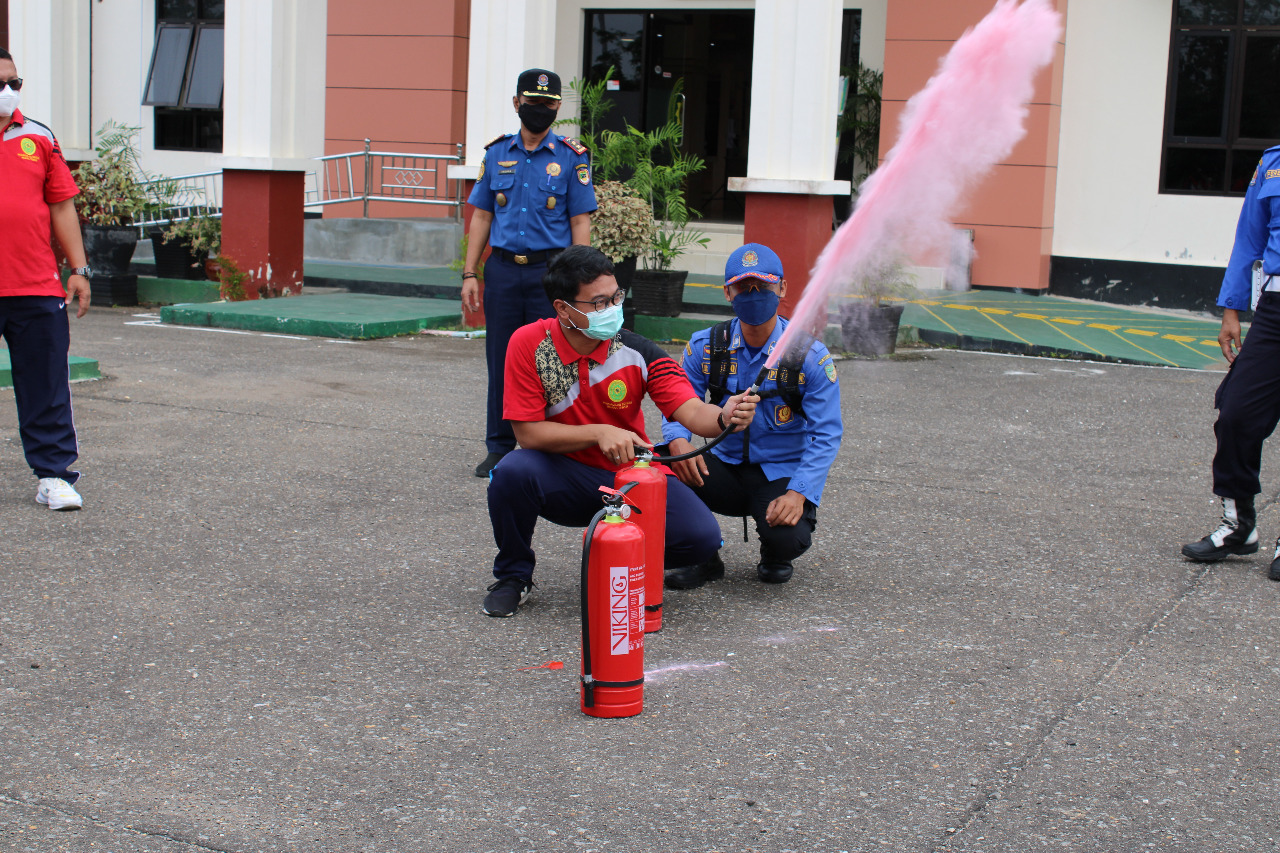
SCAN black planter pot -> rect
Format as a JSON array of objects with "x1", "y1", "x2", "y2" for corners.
[
  {"x1": 81, "y1": 224, "x2": 139, "y2": 276},
  {"x1": 148, "y1": 228, "x2": 206, "y2": 280},
  {"x1": 631, "y1": 268, "x2": 688, "y2": 318},
  {"x1": 839, "y1": 301, "x2": 905, "y2": 356},
  {"x1": 613, "y1": 255, "x2": 638, "y2": 330}
]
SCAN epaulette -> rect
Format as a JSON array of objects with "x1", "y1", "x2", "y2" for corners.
[
  {"x1": 483, "y1": 133, "x2": 513, "y2": 150},
  {"x1": 563, "y1": 137, "x2": 589, "y2": 156}
]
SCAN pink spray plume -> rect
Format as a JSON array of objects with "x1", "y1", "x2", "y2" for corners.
[{"x1": 769, "y1": 0, "x2": 1062, "y2": 369}]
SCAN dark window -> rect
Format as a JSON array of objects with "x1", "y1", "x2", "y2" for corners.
[
  {"x1": 146, "y1": 0, "x2": 223, "y2": 152},
  {"x1": 1162, "y1": 0, "x2": 1280, "y2": 195}
]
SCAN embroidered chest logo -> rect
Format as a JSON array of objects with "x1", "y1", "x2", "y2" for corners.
[
  {"x1": 18, "y1": 138, "x2": 39, "y2": 162},
  {"x1": 775, "y1": 405, "x2": 793, "y2": 425},
  {"x1": 607, "y1": 379, "x2": 628, "y2": 403}
]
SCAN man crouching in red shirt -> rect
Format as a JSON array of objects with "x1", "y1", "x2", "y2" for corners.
[{"x1": 483, "y1": 245, "x2": 759, "y2": 617}]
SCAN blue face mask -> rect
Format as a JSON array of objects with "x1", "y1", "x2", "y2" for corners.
[
  {"x1": 568, "y1": 301, "x2": 624, "y2": 340},
  {"x1": 732, "y1": 289, "x2": 780, "y2": 326}
]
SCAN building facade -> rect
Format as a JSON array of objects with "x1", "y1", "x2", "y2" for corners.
[{"x1": 0, "y1": 0, "x2": 1268, "y2": 310}]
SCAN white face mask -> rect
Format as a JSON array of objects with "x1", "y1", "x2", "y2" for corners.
[{"x1": 0, "y1": 87, "x2": 20, "y2": 116}]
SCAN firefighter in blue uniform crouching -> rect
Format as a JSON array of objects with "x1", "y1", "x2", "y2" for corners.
[
  {"x1": 660, "y1": 243, "x2": 843, "y2": 587},
  {"x1": 1183, "y1": 146, "x2": 1280, "y2": 581}
]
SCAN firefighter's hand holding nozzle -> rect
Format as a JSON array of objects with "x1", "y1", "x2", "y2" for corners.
[{"x1": 597, "y1": 424, "x2": 651, "y2": 466}]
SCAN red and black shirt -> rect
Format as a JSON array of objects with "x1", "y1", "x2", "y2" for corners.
[
  {"x1": 1, "y1": 109, "x2": 79, "y2": 297},
  {"x1": 504, "y1": 318, "x2": 697, "y2": 471}
]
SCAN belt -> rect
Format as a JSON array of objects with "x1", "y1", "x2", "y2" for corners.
[
  {"x1": 493, "y1": 248, "x2": 562, "y2": 265},
  {"x1": 1266, "y1": 274, "x2": 1280, "y2": 293}
]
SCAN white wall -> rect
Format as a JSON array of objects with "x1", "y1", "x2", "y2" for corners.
[{"x1": 1053, "y1": 0, "x2": 1242, "y2": 268}]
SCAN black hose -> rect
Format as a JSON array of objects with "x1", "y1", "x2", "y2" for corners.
[
  {"x1": 579, "y1": 505, "x2": 609, "y2": 708},
  {"x1": 649, "y1": 365, "x2": 770, "y2": 463}
]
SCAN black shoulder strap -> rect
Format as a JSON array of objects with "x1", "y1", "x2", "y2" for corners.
[
  {"x1": 707, "y1": 320, "x2": 733, "y2": 405},
  {"x1": 774, "y1": 331, "x2": 815, "y2": 417}
]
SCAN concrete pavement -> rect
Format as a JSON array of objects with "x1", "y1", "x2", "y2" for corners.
[{"x1": 2, "y1": 304, "x2": 1278, "y2": 852}]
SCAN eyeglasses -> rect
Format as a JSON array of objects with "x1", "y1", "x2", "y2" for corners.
[
  {"x1": 570, "y1": 289, "x2": 625, "y2": 313},
  {"x1": 727, "y1": 278, "x2": 780, "y2": 297},
  {"x1": 0, "y1": 78, "x2": 23, "y2": 92}
]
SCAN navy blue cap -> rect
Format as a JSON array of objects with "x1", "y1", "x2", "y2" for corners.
[
  {"x1": 517, "y1": 68, "x2": 562, "y2": 100},
  {"x1": 725, "y1": 243, "x2": 783, "y2": 287}
]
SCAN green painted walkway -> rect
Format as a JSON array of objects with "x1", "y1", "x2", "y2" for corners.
[
  {"x1": 160, "y1": 293, "x2": 461, "y2": 339},
  {"x1": 0, "y1": 351, "x2": 100, "y2": 389},
  {"x1": 892, "y1": 290, "x2": 1227, "y2": 370}
]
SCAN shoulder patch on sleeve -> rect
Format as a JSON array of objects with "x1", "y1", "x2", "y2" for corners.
[
  {"x1": 483, "y1": 133, "x2": 513, "y2": 150},
  {"x1": 563, "y1": 136, "x2": 588, "y2": 155}
]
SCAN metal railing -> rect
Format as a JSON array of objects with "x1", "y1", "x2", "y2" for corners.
[
  {"x1": 134, "y1": 170, "x2": 223, "y2": 230},
  {"x1": 307, "y1": 140, "x2": 466, "y2": 218},
  {"x1": 136, "y1": 140, "x2": 466, "y2": 228}
]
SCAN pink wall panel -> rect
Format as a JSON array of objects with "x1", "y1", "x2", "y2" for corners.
[
  {"x1": 329, "y1": 0, "x2": 468, "y2": 37},
  {"x1": 327, "y1": 35, "x2": 466, "y2": 89},
  {"x1": 954, "y1": 164, "x2": 1054, "y2": 228},
  {"x1": 327, "y1": 89, "x2": 466, "y2": 149},
  {"x1": 970, "y1": 226, "x2": 1051, "y2": 290},
  {"x1": 887, "y1": 0, "x2": 1067, "y2": 45}
]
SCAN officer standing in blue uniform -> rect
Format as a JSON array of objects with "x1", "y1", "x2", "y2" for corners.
[
  {"x1": 1183, "y1": 147, "x2": 1280, "y2": 581},
  {"x1": 462, "y1": 68, "x2": 597, "y2": 478},
  {"x1": 661, "y1": 243, "x2": 843, "y2": 587}
]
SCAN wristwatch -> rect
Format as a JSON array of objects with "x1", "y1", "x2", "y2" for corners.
[{"x1": 71, "y1": 265, "x2": 92, "y2": 278}]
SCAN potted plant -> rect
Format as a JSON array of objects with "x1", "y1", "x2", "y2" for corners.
[
  {"x1": 590, "y1": 181, "x2": 654, "y2": 329},
  {"x1": 72, "y1": 121, "x2": 176, "y2": 305},
  {"x1": 838, "y1": 261, "x2": 916, "y2": 356},
  {"x1": 157, "y1": 212, "x2": 221, "y2": 281}
]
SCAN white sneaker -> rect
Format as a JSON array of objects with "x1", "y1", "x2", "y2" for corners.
[{"x1": 36, "y1": 477, "x2": 83, "y2": 511}]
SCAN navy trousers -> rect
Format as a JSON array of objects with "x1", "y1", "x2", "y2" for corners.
[
  {"x1": 684, "y1": 453, "x2": 817, "y2": 565},
  {"x1": 0, "y1": 296, "x2": 79, "y2": 483},
  {"x1": 488, "y1": 449, "x2": 722, "y2": 583},
  {"x1": 482, "y1": 254, "x2": 556, "y2": 456},
  {"x1": 1212, "y1": 290, "x2": 1280, "y2": 499}
]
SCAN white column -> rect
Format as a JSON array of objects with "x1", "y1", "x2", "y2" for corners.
[
  {"x1": 8, "y1": 0, "x2": 91, "y2": 156},
  {"x1": 732, "y1": 0, "x2": 848, "y2": 195},
  {"x1": 455, "y1": 0, "x2": 557, "y2": 177},
  {"x1": 222, "y1": 0, "x2": 327, "y2": 169}
]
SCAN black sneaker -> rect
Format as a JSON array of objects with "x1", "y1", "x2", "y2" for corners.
[
  {"x1": 756, "y1": 561, "x2": 794, "y2": 584},
  {"x1": 475, "y1": 452, "x2": 504, "y2": 478},
  {"x1": 665, "y1": 552, "x2": 725, "y2": 589},
  {"x1": 483, "y1": 578, "x2": 533, "y2": 617},
  {"x1": 1182, "y1": 497, "x2": 1259, "y2": 562},
  {"x1": 1269, "y1": 538, "x2": 1280, "y2": 582}
]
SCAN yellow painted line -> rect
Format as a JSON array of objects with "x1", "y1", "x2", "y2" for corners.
[
  {"x1": 1105, "y1": 329, "x2": 1177, "y2": 366},
  {"x1": 917, "y1": 303, "x2": 960, "y2": 335},
  {"x1": 1171, "y1": 338, "x2": 1224, "y2": 363},
  {"x1": 1202, "y1": 340, "x2": 1219, "y2": 347},
  {"x1": 1015, "y1": 313, "x2": 1047, "y2": 320},
  {"x1": 1124, "y1": 328, "x2": 1160, "y2": 337},
  {"x1": 944, "y1": 304, "x2": 978, "y2": 310},
  {"x1": 1033, "y1": 319, "x2": 1104, "y2": 356},
  {"x1": 914, "y1": 300, "x2": 942, "y2": 306},
  {"x1": 1050, "y1": 317, "x2": 1084, "y2": 325},
  {"x1": 1089, "y1": 323, "x2": 1122, "y2": 331},
  {"x1": 979, "y1": 308, "x2": 1012, "y2": 315},
  {"x1": 1162, "y1": 334, "x2": 1198, "y2": 342},
  {"x1": 979, "y1": 312, "x2": 1032, "y2": 345}
]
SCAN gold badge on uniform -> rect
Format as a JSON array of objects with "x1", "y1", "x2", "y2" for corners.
[
  {"x1": 546, "y1": 162, "x2": 561, "y2": 177},
  {"x1": 576, "y1": 163, "x2": 590, "y2": 185},
  {"x1": 776, "y1": 405, "x2": 793, "y2": 425},
  {"x1": 478, "y1": 159, "x2": 485, "y2": 180},
  {"x1": 498, "y1": 160, "x2": 517, "y2": 167},
  {"x1": 546, "y1": 196, "x2": 556, "y2": 209},
  {"x1": 496, "y1": 192, "x2": 507, "y2": 207}
]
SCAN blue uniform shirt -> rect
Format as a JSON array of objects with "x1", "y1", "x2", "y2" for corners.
[
  {"x1": 467, "y1": 131, "x2": 597, "y2": 253},
  {"x1": 1220, "y1": 146, "x2": 1280, "y2": 311},
  {"x1": 661, "y1": 317, "x2": 843, "y2": 506}
]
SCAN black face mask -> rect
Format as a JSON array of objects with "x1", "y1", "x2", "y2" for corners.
[{"x1": 518, "y1": 103, "x2": 557, "y2": 135}]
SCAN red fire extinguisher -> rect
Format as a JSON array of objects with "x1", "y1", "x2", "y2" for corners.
[
  {"x1": 615, "y1": 452, "x2": 667, "y2": 634},
  {"x1": 580, "y1": 486, "x2": 646, "y2": 718}
]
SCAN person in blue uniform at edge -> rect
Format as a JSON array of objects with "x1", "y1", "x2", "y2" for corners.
[
  {"x1": 1183, "y1": 146, "x2": 1280, "y2": 581},
  {"x1": 660, "y1": 243, "x2": 843, "y2": 587},
  {"x1": 461, "y1": 68, "x2": 598, "y2": 479}
]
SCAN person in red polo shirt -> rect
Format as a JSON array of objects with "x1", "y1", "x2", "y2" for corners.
[
  {"x1": 0, "y1": 48, "x2": 92, "y2": 510},
  {"x1": 482, "y1": 245, "x2": 759, "y2": 617}
]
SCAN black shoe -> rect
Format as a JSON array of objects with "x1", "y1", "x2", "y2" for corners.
[
  {"x1": 756, "y1": 561, "x2": 794, "y2": 584},
  {"x1": 483, "y1": 578, "x2": 533, "y2": 617},
  {"x1": 665, "y1": 552, "x2": 725, "y2": 589},
  {"x1": 475, "y1": 452, "x2": 504, "y2": 478},
  {"x1": 1269, "y1": 538, "x2": 1280, "y2": 582},
  {"x1": 1182, "y1": 497, "x2": 1259, "y2": 562}
]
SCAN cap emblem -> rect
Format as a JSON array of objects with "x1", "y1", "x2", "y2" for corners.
[
  {"x1": 538, "y1": 74, "x2": 550, "y2": 88},
  {"x1": 742, "y1": 250, "x2": 759, "y2": 267}
]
